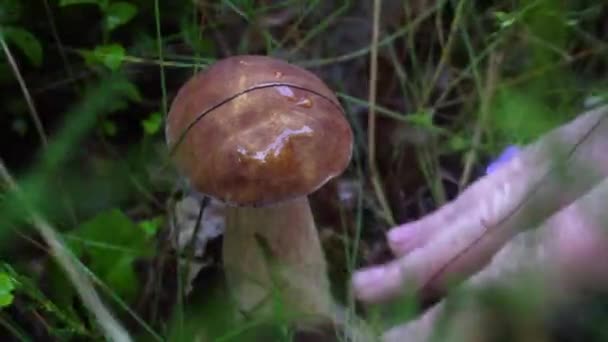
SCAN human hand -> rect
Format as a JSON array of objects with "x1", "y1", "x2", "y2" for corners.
[{"x1": 352, "y1": 105, "x2": 608, "y2": 341}]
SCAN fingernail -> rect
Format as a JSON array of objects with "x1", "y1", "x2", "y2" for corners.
[
  {"x1": 388, "y1": 227, "x2": 414, "y2": 245},
  {"x1": 486, "y1": 145, "x2": 521, "y2": 175},
  {"x1": 353, "y1": 267, "x2": 386, "y2": 289}
]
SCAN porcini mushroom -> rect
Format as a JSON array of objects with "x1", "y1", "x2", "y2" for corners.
[{"x1": 166, "y1": 55, "x2": 353, "y2": 324}]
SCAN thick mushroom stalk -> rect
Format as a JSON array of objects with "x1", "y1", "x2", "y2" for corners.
[
  {"x1": 165, "y1": 56, "x2": 355, "y2": 331},
  {"x1": 224, "y1": 197, "x2": 334, "y2": 319}
]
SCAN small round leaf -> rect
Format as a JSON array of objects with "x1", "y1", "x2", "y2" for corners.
[{"x1": 105, "y1": 2, "x2": 137, "y2": 32}]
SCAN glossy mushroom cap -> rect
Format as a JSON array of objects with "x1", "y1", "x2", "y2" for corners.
[{"x1": 166, "y1": 55, "x2": 353, "y2": 206}]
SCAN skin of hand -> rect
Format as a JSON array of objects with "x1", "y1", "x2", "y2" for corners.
[
  {"x1": 351, "y1": 104, "x2": 608, "y2": 340},
  {"x1": 383, "y1": 174, "x2": 608, "y2": 342}
]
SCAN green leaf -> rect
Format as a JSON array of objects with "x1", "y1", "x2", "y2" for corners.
[
  {"x1": 113, "y1": 80, "x2": 141, "y2": 102},
  {"x1": 104, "y1": 2, "x2": 137, "y2": 32},
  {"x1": 1, "y1": 263, "x2": 87, "y2": 335},
  {"x1": 87, "y1": 44, "x2": 125, "y2": 70},
  {"x1": 407, "y1": 110, "x2": 436, "y2": 130},
  {"x1": 141, "y1": 112, "x2": 162, "y2": 135},
  {"x1": 491, "y1": 87, "x2": 566, "y2": 145},
  {"x1": 0, "y1": 292, "x2": 13, "y2": 307},
  {"x1": 138, "y1": 216, "x2": 163, "y2": 237},
  {"x1": 94, "y1": 44, "x2": 125, "y2": 70},
  {"x1": 494, "y1": 11, "x2": 517, "y2": 29},
  {"x1": 0, "y1": 272, "x2": 16, "y2": 308},
  {"x1": 67, "y1": 209, "x2": 154, "y2": 301},
  {"x1": 2, "y1": 27, "x2": 43, "y2": 66},
  {"x1": 180, "y1": 19, "x2": 216, "y2": 56},
  {"x1": 447, "y1": 134, "x2": 469, "y2": 152}
]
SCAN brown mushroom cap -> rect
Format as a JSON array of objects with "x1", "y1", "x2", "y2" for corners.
[{"x1": 166, "y1": 55, "x2": 353, "y2": 206}]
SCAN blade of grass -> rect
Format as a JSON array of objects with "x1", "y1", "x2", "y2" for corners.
[
  {"x1": 420, "y1": 0, "x2": 467, "y2": 107},
  {"x1": 0, "y1": 162, "x2": 132, "y2": 342},
  {"x1": 0, "y1": 69, "x2": 165, "y2": 340},
  {"x1": 0, "y1": 30, "x2": 48, "y2": 148},
  {"x1": 367, "y1": 0, "x2": 395, "y2": 226},
  {"x1": 154, "y1": 0, "x2": 168, "y2": 118},
  {"x1": 459, "y1": 52, "x2": 503, "y2": 189},
  {"x1": 0, "y1": 28, "x2": 79, "y2": 225}
]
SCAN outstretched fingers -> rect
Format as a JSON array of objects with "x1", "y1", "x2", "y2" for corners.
[
  {"x1": 381, "y1": 175, "x2": 608, "y2": 341},
  {"x1": 354, "y1": 105, "x2": 608, "y2": 303}
]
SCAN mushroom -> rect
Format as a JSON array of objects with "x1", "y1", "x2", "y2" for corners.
[{"x1": 165, "y1": 56, "x2": 353, "y2": 325}]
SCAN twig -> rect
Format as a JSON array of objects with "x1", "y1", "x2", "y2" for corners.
[
  {"x1": 184, "y1": 196, "x2": 209, "y2": 285},
  {"x1": 367, "y1": 0, "x2": 395, "y2": 226},
  {"x1": 0, "y1": 161, "x2": 131, "y2": 342}
]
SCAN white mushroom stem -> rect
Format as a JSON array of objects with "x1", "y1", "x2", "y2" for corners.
[{"x1": 223, "y1": 196, "x2": 335, "y2": 322}]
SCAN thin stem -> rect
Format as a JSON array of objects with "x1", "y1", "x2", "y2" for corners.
[
  {"x1": 367, "y1": 0, "x2": 395, "y2": 226},
  {"x1": 421, "y1": 0, "x2": 467, "y2": 106},
  {"x1": 154, "y1": 0, "x2": 168, "y2": 118},
  {"x1": 0, "y1": 29, "x2": 78, "y2": 224},
  {"x1": 42, "y1": 0, "x2": 76, "y2": 82},
  {"x1": 0, "y1": 31, "x2": 48, "y2": 148},
  {"x1": 184, "y1": 197, "x2": 209, "y2": 284},
  {"x1": 459, "y1": 52, "x2": 502, "y2": 189}
]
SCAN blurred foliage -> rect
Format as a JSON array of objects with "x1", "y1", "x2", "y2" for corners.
[
  {"x1": 0, "y1": 271, "x2": 16, "y2": 308},
  {"x1": 66, "y1": 209, "x2": 155, "y2": 302},
  {"x1": 0, "y1": 0, "x2": 43, "y2": 67}
]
